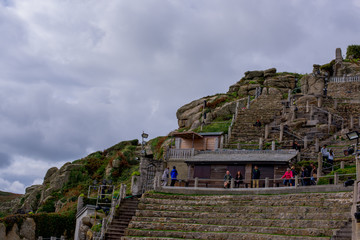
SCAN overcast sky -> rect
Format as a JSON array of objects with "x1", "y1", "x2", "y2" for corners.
[{"x1": 1, "y1": 0, "x2": 360, "y2": 194}]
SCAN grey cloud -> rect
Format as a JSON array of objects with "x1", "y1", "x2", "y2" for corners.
[{"x1": 0, "y1": 152, "x2": 11, "y2": 168}]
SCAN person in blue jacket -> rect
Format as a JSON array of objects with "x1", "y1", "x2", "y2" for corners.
[{"x1": 170, "y1": 166, "x2": 178, "y2": 186}]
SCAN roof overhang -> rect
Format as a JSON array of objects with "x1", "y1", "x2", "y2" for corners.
[
  {"x1": 185, "y1": 150, "x2": 298, "y2": 164},
  {"x1": 170, "y1": 131, "x2": 203, "y2": 139}
]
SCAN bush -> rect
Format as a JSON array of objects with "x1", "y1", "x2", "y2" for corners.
[
  {"x1": 33, "y1": 211, "x2": 76, "y2": 238},
  {"x1": 346, "y1": 45, "x2": 360, "y2": 59}
]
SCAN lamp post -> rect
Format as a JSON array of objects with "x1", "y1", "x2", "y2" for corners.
[{"x1": 141, "y1": 131, "x2": 149, "y2": 156}]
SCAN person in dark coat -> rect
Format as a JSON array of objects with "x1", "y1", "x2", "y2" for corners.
[
  {"x1": 234, "y1": 171, "x2": 243, "y2": 188},
  {"x1": 252, "y1": 166, "x2": 260, "y2": 188},
  {"x1": 170, "y1": 166, "x2": 178, "y2": 186}
]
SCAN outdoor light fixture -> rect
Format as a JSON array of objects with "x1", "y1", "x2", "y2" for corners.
[
  {"x1": 142, "y1": 132, "x2": 149, "y2": 139},
  {"x1": 346, "y1": 131, "x2": 360, "y2": 141}
]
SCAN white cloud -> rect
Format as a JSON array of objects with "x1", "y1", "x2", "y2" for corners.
[{"x1": 0, "y1": 0, "x2": 360, "y2": 193}]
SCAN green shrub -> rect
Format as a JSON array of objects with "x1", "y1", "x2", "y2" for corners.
[
  {"x1": 346, "y1": 45, "x2": 360, "y2": 59},
  {"x1": 37, "y1": 198, "x2": 56, "y2": 213},
  {"x1": 131, "y1": 171, "x2": 140, "y2": 176},
  {"x1": 91, "y1": 223, "x2": 102, "y2": 232},
  {"x1": 33, "y1": 211, "x2": 76, "y2": 238}
]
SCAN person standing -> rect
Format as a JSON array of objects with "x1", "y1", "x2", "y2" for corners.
[
  {"x1": 252, "y1": 166, "x2": 260, "y2": 188},
  {"x1": 321, "y1": 145, "x2": 329, "y2": 162},
  {"x1": 281, "y1": 168, "x2": 294, "y2": 186},
  {"x1": 161, "y1": 167, "x2": 169, "y2": 186},
  {"x1": 170, "y1": 166, "x2": 178, "y2": 186},
  {"x1": 223, "y1": 170, "x2": 232, "y2": 188},
  {"x1": 291, "y1": 166, "x2": 298, "y2": 186}
]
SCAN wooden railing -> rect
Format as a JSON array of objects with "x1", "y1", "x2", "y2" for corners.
[
  {"x1": 329, "y1": 75, "x2": 360, "y2": 83},
  {"x1": 167, "y1": 148, "x2": 195, "y2": 159}
]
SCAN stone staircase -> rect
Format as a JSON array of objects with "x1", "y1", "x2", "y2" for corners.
[
  {"x1": 229, "y1": 93, "x2": 283, "y2": 143},
  {"x1": 123, "y1": 191, "x2": 353, "y2": 240},
  {"x1": 105, "y1": 197, "x2": 139, "y2": 240}
]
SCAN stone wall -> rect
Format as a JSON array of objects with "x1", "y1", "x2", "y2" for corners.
[{"x1": 327, "y1": 82, "x2": 360, "y2": 99}]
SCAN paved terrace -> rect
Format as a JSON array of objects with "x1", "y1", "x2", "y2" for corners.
[{"x1": 159, "y1": 184, "x2": 353, "y2": 195}]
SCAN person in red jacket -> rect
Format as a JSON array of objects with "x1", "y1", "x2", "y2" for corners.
[{"x1": 281, "y1": 168, "x2": 294, "y2": 186}]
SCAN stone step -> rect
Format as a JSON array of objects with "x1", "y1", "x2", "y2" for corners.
[
  {"x1": 138, "y1": 203, "x2": 350, "y2": 214},
  {"x1": 128, "y1": 221, "x2": 336, "y2": 237},
  {"x1": 131, "y1": 216, "x2": 348, "y2": 229},
  {"x1": 140, "y1": 197, "x2": 352, "y2": 208},
  {"x1": 136, "y1": 209, "x2": 351, "y2": 221},
  {"x1": 125, "y1": 228, "x2": 331, "y2": 240},
  {"x1": 143, "y1": 192, "x2": 352, "y2": 201}
]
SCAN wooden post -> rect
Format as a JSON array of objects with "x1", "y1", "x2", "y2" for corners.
[
  {"x1": 237, "y1": 143, "x2": 241, "y2": 150},
  {"x1": 259, "y1": 138, "x2": 263, "y2": 150},
  {"x1": 317, "y1": 152, "x2": 322, "y2": 178},
  {"x1": 287, "y1": 89, "x2": 291, "y2": 102},
  {"x1": 317, "y1": 97, "x2": 322, "y2": 107},
  {"x1": 264, "y1": 124, "x2": 269, "y2": 139},
  {"x1": 230, "y1": 178, "x2": 235, "y2": 188},
  {"x1": 341, "y1": 161, "x2": 345, "y2": 169},
  {"x1": 247, "y1": 95, "x2": 250, "y2": 109},
  {"x1": 334, "y1": 99, "x2": 338, "y2": 109},
  {"x1": 306, "y1": 100, "x2": 309, "y2": 113},
  {"x1": 315, "y1": 138, "x2": 319, "y2": 152},
  {"x1": 334, "y1": 172, "x2": 339, "y2": 185},
  {"x1": 272, "y1": 141, "x2": 276, "y2": 151},
  {"x1": 195, "y1": 177, "x2": 199, "y2": 188},
  {"x1": 304, "y1": 136, "x2": 308, "y2": 149},
  {"x1": 265, "y1": 177, "x2": 269, "y2": 188},
  {"x1": 279, "y1": 124, "x2": 284, "y2": 143},
  {"x1": 356, "y1": 156, "x2": 360, "y2": 181},
  {"x1": 350, "y1": 115, "x2": 354, "y2": 129},
  {"x1": 310, "y1": 105, "x2": 314, "y2": 120},
  {"x1": 295, "y1": 176, "x2": 299, "y2": 188},
  {"x1": 297, "y1": 152, "x2": 301, "y2": 162},
  {"x1": 328, "y1": 113, "x2": 332, "y2": 134}
]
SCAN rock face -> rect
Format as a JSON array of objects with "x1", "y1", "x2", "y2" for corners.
[
  {"x1": 19, "y1": 218, "x2": 36, "y2": 240},
  {"x1": 0, "y1": 223, "x2": 6, "y2": 240},
  {"x1": 21, "y1": 185, "x2": 42, "y2": 213},
  {"x1": 176, "y1": 95, "x2": 243, "y2": 130},
  {"x1": 18, "y1": 162, "x2": 83, "y2": 213},
  {"x1": 300, "y1": 74, "x2": 324, "y2": 95}
]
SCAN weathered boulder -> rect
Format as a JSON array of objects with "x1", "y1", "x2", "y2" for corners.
[
  {"x1": 19, "y1": 218, "x2": 36, "y2": 240},
  {"x1": 264, "y1": 75, "x2": 295, "y2": 89},
  {"x1": 296, "y1": 95, "x2": 317, "y2": 106},
  {"x1": 264, "y1": 68, "x2": 277, "y2": 78},
  {"x1": 21, "y1": 185, "x2": 42, "y2": 213},
  {"x1": 0, "y1": 223, "x2": 6, "y2": 240},
  {"x1": 238, "y1": 84, "x2": 261, "y2": 96},
  {"x1": 262, "y1": 87, "x2": 282, "y2": 96},
  {"x1": 300, "y1": 74, "x2": 324, "y2": 95},
  {"x1": 244, "y1": 70, "x2": 264, "y2": 79},
  {"x1": 79, "y1": 224, "x2": 90, "y2": 240},
  {"x1": 6, "y1": 223, "x2": 20, "y2": 240},
  {"x1": 82, "y1": 216, "x2": 92, "y2": 227},
  {"x1": 43, "y1": 167, "x2": 58, "y2": 185},
  {"x1": 40, "y1": 163, "x2": 82, "y2": 203}
]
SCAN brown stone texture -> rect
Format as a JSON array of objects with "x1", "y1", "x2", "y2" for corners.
[
  {"x1": 19, "y1": 218, "x2": 36, "y2": 240},
  {"x1": 327, "y1": 82, "x2": 360, "y2": 99},
  {"x1": 123, "y1": 191, "x2": 353, "y2": 240}
]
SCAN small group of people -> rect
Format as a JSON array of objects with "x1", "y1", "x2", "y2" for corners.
[
  {"x1": 223, "y1": 166, "x2": 261, "y2": 188},
  {"x1": 282, "y1": 163, "x2": 317, "y2": 186},
  {"x1": 223, "y1": 170, "x2": 243, "y2": 188},
  {"x1": 161, "y1": 166, "x2": 178, "y2": 186},
  {"x1": 320, "y1": 144, "x2": 334, "y2": 165}
]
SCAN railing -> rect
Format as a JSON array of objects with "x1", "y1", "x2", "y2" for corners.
[
  {"x1": 167, "y1": 148, "x2": 195, "y2": 159},
  {"x1": 38, "y1": 237, "x2": 65, "y2": 240},
  {"x1": 329, "y1": 75, "x2": 360, "y2": 83},
  {"x1": 93, "y1": 184, "x2": 127, "y2": 240},
  {"x1": 169, "y1": 173, "x2": 356, "y2": 189},
  {"x1": 197, "y1": 149, "x2": 297, "y2": 155}
]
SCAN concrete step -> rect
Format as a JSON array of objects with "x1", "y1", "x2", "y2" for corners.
[
  {"x1": 125, "y1": 228, "x2": 331, "y2": 240},
  {"x1": 128, "y1": 221, "x2": 335, "y2": 237},
  {"x1": 140, "y1": 197, "x2": 352, "y2": 208},
  {"x1": 132, "y1": 216, "x2": 349, "y2": 229},
  {"x1": 136, "y1": 209, "x2": 351, "y2": 221}
]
